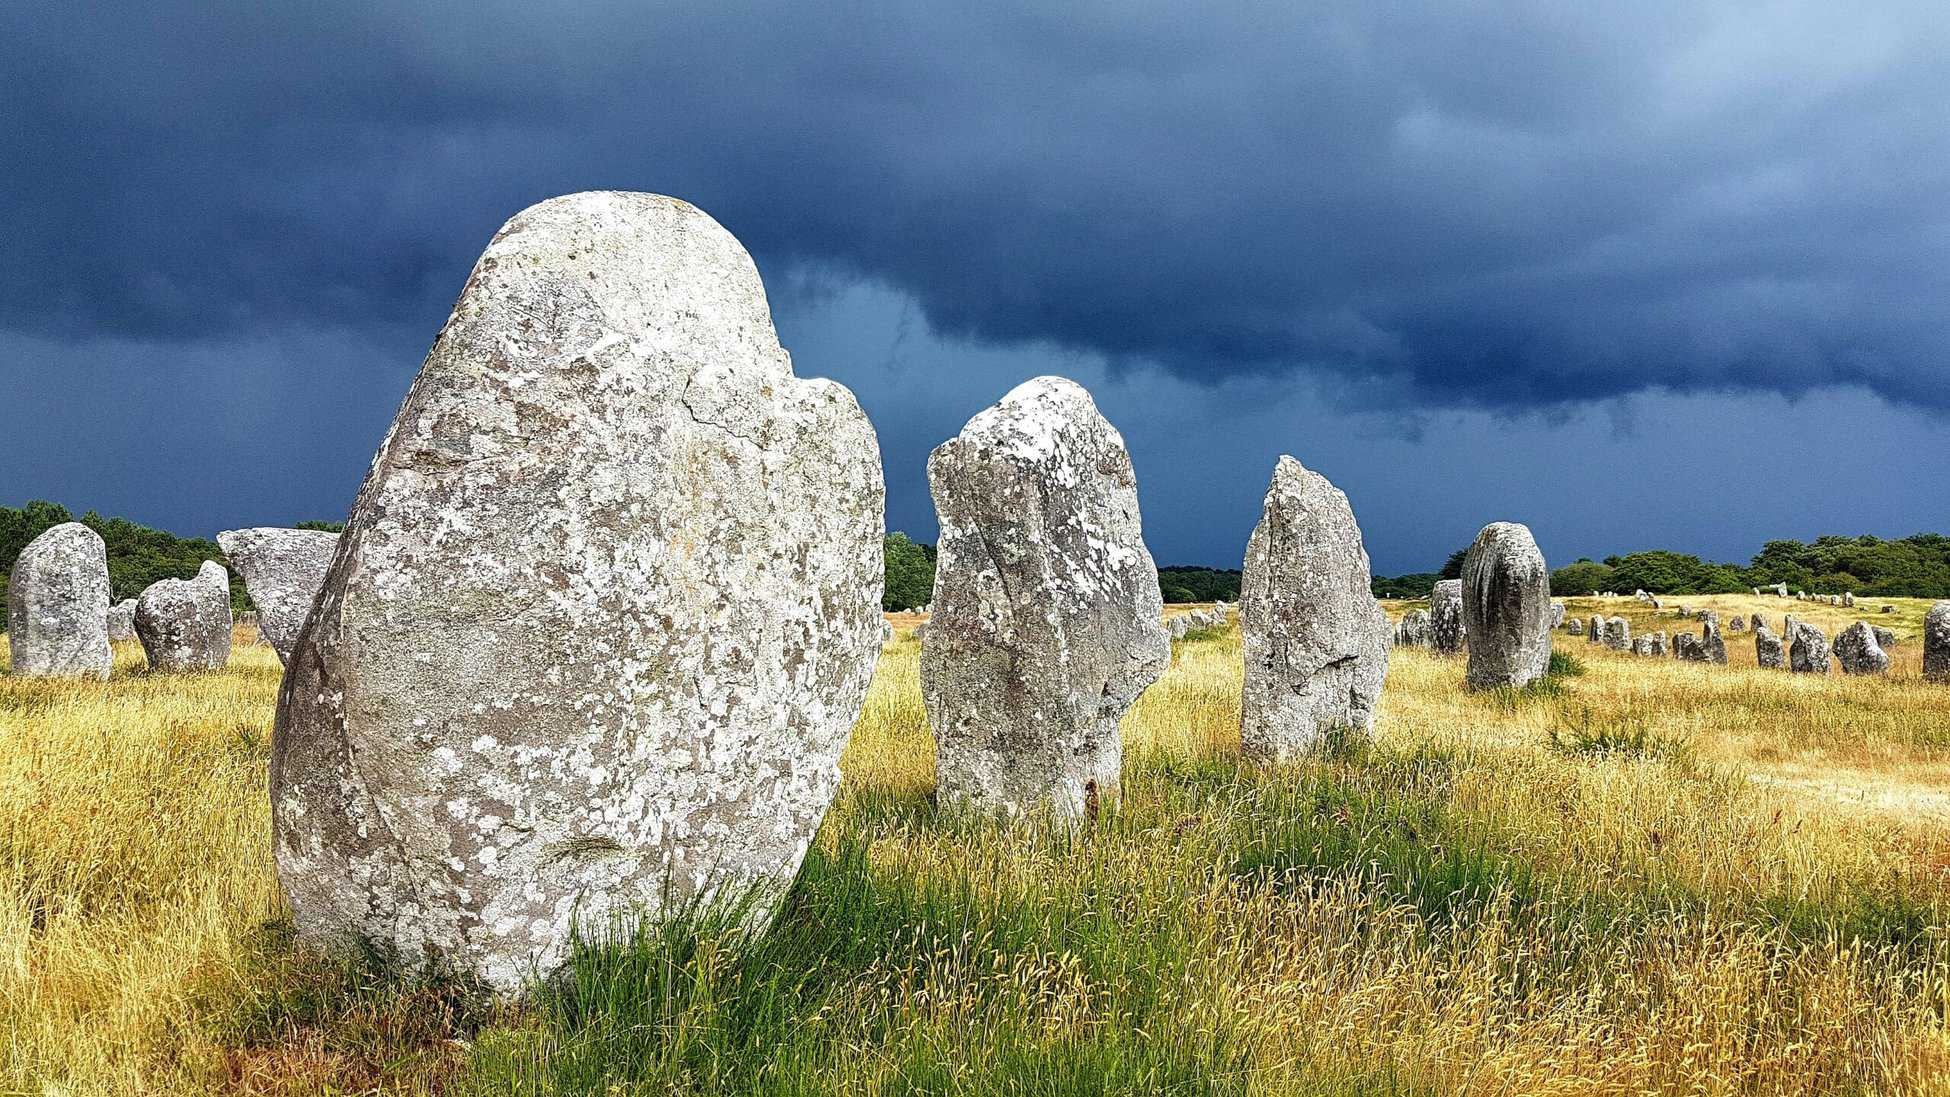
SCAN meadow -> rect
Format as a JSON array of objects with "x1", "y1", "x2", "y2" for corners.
[{"x1": 1, "y1": 595, "x2": 1946, "y2": 1095}]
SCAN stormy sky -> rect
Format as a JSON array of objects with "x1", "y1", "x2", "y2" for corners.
[{"x1": 4, "y1": 1, "x2": 1947, "y2": 574}]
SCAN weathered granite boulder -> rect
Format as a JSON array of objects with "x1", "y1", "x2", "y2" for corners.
[
  {"x1": 1699, "y1": 612, "x2": 1728, "y2": 664},
  {"x1": 1728, "y1": 614, "x2": 1746, "y2": 633},
  {"x1": 1460, "y1": 522, "x2": 1551, "y2": 690},
  {"x1": 1755, "y1": 625, "x2": 1786, "y2": 668},
  {"x1": 1833, "y1": 621, "x2": 1888, "y2": 675},
  {"x1": 1643, "y1": 631, "x2": 1668, "y2": 657},
  {"x1": 135, "y1": 561, "x2": 233, "y2": 672},
  {"x1": 1925, "y1": 602, "x2": 1950, "y2": 681},
  {"x1": 1873, "y1": 625, "x2": 1896, "y2": 649},
  {"x1": 1429, "y1": 579, "x2": 1465, "y2": 655},
  {"x1": 1550, "y1": 602, "x2": 1565, "y2": 629},
  {"x1": 1566, "y1": 617, "x2": 1584, "y2": 637},
  {"x1": 272, "y1": 193, "x2": 886, "y2": 995},
  {"x1": 218, "y1": 527, "x2": 339, "y2": 665},
  {"x1": 1842, "y1": 592, "x2": 1855, "y2": 608},
  {"x1": 1238, "y1": 456, "x2": 1391, "y2": 761},
  {"x1": 924, "y1": 376, "x2": 1169, "y2": 820},
  {"x1": 1169, "y1": 615, "x2": 1189, "y2": 640},
  {"x1": 1674, "y1": 633, "x2": 1706, "y2": 662},
  {"x1": 1786, "y1": 617, "x2": 1831, "y2": 674},
  {"x1": 1603, "y1": 616, "x2": 1631, "y2": 651},
  {"x1": 5, "y1": 522, "x2": 112, "y2": 678},
  {"x1": 1772, "y1": 583, "x2": 1788, "y2": 597},
  {"x1": 1749, "y1": 613, "x2": 1765, "y2": 632},
  {"x1": 107, "y1": 598, "x2": 137, "y2": 643}
]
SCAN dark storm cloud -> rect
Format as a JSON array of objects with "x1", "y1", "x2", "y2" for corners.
[{"x1": 7, "y1": 1, "x2": 1949, "y2": 411}]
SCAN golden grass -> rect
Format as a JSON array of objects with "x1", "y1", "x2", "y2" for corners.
[{"x1": 1, "y1": 611, "x2": 1947, "y2": 1095}]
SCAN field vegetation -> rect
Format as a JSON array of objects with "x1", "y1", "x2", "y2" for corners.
[{"x1": 1, "y1": 596, "x2": 1946, "y2": 1095}]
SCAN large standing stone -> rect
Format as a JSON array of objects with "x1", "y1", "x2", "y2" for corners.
[
  {"x1": 1238, "y1": 456, "x2": 1391, "y2": 761},
  {"x1": 272, "y1": 193, "x2": 886, "y2": 994},
  {"x1": 1428, "y1": 579, "x2": 1465, "y2": 655},
  {"x1": 5, "y1": 522, "x2": 112, "y2": 679},
  {"x1": 107, "y1": 598, "x2": 137, "y2": 642},
  {"x1": 135, "y1": 561, "x2": 233, "y2": 672},
  {"x1": 1603, "y1": 616, "x2": 1631, "y2": 651},
  {"x1": 218, "y1": 527, "x2": 340, "y2": 665},
  {"x1": 1786, "y1": 617, "x2": 1831, "y2": 674},
  {"x1": 924, "y1": 376, "x2": 1169, "y2": 818},
  {"x1": 1833, "y1": 621, "x2": 1888, "y2": 675},
  {"x1": 1460, "y1": 522, "x2": 1551, "y2": 690},
  {"x1": 1755, "y1": 625, "x2": 1785, "y2": 668},
  {"x1": 1925, "y1": 602, "x2": 1950, "y2": 682}
]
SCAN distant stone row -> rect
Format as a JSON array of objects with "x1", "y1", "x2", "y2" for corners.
[
  {"x1": 6, "y1": 523, "x2": 338, "y2": 676},
  {"x1": 1559, "y1": 605, "x2": 1950, "y2": 678}
]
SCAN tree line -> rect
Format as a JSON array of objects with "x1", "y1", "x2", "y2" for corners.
[
  {"x1": 881, "y1": 534, "x2": 1244, "y2": 610},
  {"x1": 1370, "y1": 534, "x2": 1950, "y2": 599}
]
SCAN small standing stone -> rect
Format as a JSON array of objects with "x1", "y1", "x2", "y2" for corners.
[
  {"x1": 1786, "y1": 617, "x2": 1831, "y2": 674},
  {"x1": 1643, "y1": 631, "x2": 1668, "y2": 657},
  {"x1": 1429, "y1": 579, "x2": 1466, "y2": 655},
  {"x1": 134, "y1": 561, "x2": 233, "y2": 672},
  {"x1": 1460, "y1": 522, "x2": 1551, "y2": 690},
  {"x1": 1550, "y1": 602, "x2": 1565, "y2": 629},
  {"x1": 1239, "y1": 455, "x2": 1391, "y2": 760},
  {"x1": 1699, "y1": 611, "x2": 1728, "y2": 664},
  {"x1": 1754, "y1": 625, "x2": 1785, "y2": 668},
  {"x1": 1566, "y1": 617, "x2": 1584, "y2": 637},
  {"x1": 1603, "y1": 616, "x2": 1631, "y2": 651},
  {"x1": 1833, "y1": 622, "x2": 1888, "y2": 675},
  {"x1": 5, "y1": 522, "x2": 112, "y2": 679},
  {"x1": 1727, "y1": 615, "x2": 1746, "y2": 633},
  {"x1": 1674, "y1": 633, "x2": 1707, "y2": 662},
  {"x1": 107, "y1": 598, "x2": 137, "y2": 642},
  {"x1": 1873, "y1": 625, "x2": 1896, "y2": 649},
  {"x1": 1924, "y1": 602, "x2": 1950, "y2": 681},
  {"x1": 218, "y1": 527, "x2": 340, "y2": 666}
]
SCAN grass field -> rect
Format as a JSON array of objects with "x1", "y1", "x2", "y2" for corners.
[{"x1": 2, "y1": 599, "x2": 1947, "y2": 1095}]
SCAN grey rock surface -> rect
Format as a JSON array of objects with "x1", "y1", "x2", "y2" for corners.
[
  {"x1": 1755, "y1": 625, "x2": 1786, "y2": 669},
  {"x1": 107, "y1": 598, "x2": 137, "y2": 643},
  {"x1": 1833, "y1": 621, "x2": 1888, "y2": 675},
  {"x1": 1393, "y1": 608, "x2": 1431, "y2": 648},
  {"x1": 1786, "y1": 616, "x2": 1831, "y2": 674},
  {"x1": 1674, "y1": 633, "x2": 1706, "y2": 662},
  {"x1": 6, "y1": 522, "x2": 112, "y2": 678},
  {"x1": 1699, "y1": 612, "x2": 1728, "y2": 664},
  {"x1": 135, "y1": 561, "x2": 233, "y2": 672},
  {"x1": 1926, "y1": 602, "x2": 1950, "y2": 681},
  {"x1": 1239, "y1": 456, "x2": 1391, "y2": 761},
  {"x1": 1603, "y1": 615, "x2": 1631, "y2": 651},
  {"x1": 1460, "y1": 522, "x2": 1551, "y2": 690},
  {"x1": 1873, "y1": 625, "x2": 1896, "y2": 649},
  {"x1": 924, "y1": 376, "x2": 1169, "y2": 820},
  {"x1": 218, "y1": 527, "x2": 340, "y2": 665},
  {"x1": 1428, "y1": 579, "x2": 1465, "y2": 655},
  {"x1": 272, "y1": 193, "x2": 886, "y2": 995}
]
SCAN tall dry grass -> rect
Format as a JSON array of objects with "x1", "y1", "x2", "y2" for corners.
[{"x1": 0, "y1": 611, "x2": 1946, "y2": 1095}]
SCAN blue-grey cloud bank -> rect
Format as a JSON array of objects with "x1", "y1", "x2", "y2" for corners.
[{"x1": 4, "y1": 2, "x2": 1948, "y2": 574}]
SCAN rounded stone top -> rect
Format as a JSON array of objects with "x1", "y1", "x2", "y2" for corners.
[{"x1": 945, "y1": 375, "x2": 1127, "y2": 465}]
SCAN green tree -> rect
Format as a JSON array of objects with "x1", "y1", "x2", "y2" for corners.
[
  {"x1": 882, "y1": 532, "x2": 936, "y2": 611},
  {"x1": 1550, "y1": 559, "x2": 1615, "y2": 595}
]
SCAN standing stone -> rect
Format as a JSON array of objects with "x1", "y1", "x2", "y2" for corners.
[
  {"x1": 5, "y1": 522, "x2": 112, "y2": 679},
  {"x1": 1169, "y1": 615, "x2": 1189, "y2": 640},
  {"x1": 1755, "y1": 625, "x2": 1785, "y2": 668},
  {"x1": 1238, "y1": 457, "x2": 1390, "y2": 761},
  {"x1": 107, "y1": 598, "x2": 137, "y2": 642},
  {"x1": 1674, "y1": 633, "x2": 1707, "y2": 662},
  {"x1": 1786, "y1": 617, "x2": 1831, "y2": 674},
  {"x1": 218, "y1": 527, "x2": 340, "y2": 666},
  {"x1": 135, "y1": 561, "x2": 233, "y2": 672},
  {"x1": 1603, "y1": 616, "x2": 1631, "y2": 651},
  {"x1": 1394, "y1": 609, "x2": 1431, "y2": 648},
  {"x1": 1566, "y1": 617, "x2": 1584, "y2": 637},
  {"x1": 1881, "y1": 604, "x2": 1896, "y2": 614},
  {"x1": 1699, "y1": 611, "x2": 1728, "y2": 664},
  {"x1": 1772, "y1": 583, "x2": 1789, "y2": 597},
  {"x1": 1749, "y1": 613, "x2": 1765, "y2": 632},
  {"x1": 1550, "y1": 602, "x2": 1565, "y2": 629},
  {"x1": 272, "y1": 193, "x2": 885, "y2": 994},
  {"x1": 1728, "y1": 614, "x2": 1746, "y2": 633},
  {"x1": 1873, "y1": 626, "x2": 1896, "y2": 649},
  {"x1": 1460, "y1": 522, "x2": 1551, "y2": 690},
  {"x1": 1833, "y1": 622, "x2": 1888, "y2": 675},
  {"x1": 1924, "y1": 602, "x2": 1950, "y2": 681},
  {"x1": 1429, "y1": 579, "x2": 1465, "y2": 655},
  {"x1": 1842, "y1": 592, "x2": 1855, "y2": 608},
  {"x1": 925, "y1": 376, "x2": 1169, "y2": 818},
  {"x1": 1644, "y1": 631, "x2": 1668, "y2": 656}
]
